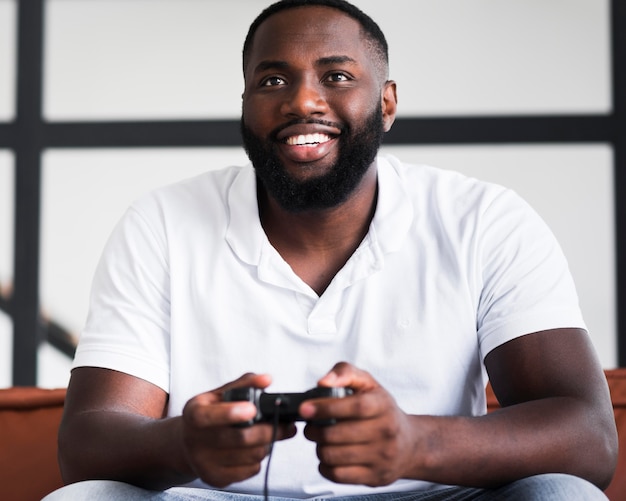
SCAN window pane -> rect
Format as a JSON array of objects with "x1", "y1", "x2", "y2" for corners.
[
  {"x1": 38, "y1": 343, "x2": 72, "y2": 388},
  {"x1": 0, "y1": 0, "x2": 16, "y2": 121},
  {"x1": 0, "y1": 150, "x2": 14, "y2": 388},
  {"x1": 44, "y1": 0, "x2": 611, "y2": 120},
  {"x1": 40, "y1": 147, "x2": 248, "y2": 387},
  {"x1": 40, "y1": 147, "x2": 248, "y2": 337},
  {"x1": 0, "y1": 150, "x2": 13, "y2": 293},
  {"x1": 44, "y1": 0, "x2": 257, "y2": 120},
  {"x1": 382, "y1": 143, "x2": 616, "y2": 367},
  {"x1": 0, "y1": 312, "x2": 12, "y2": 388},
  {"x1": 366, "y1": 0, "x2": 611, "y2": 116}
]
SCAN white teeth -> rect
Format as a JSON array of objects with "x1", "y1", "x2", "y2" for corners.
[{"x1": 286, "y1": 133, "x2": 331, "y2": 146}]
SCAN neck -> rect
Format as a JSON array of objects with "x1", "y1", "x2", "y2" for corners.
[{"x1": 258, "y1": 166, "x2": 378, "y2": 295}]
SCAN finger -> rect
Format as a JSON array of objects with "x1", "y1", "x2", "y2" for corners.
[
  {"x1": 316, "y1": 442, "x2": 377, "y2": 466},
  {"x1": 276, "y1": 422, "x2": 298, "y2": 441},
  {"x1": 319, "y1": 463, "x2": 397, "y2": 487},
  {"x1": 190, "y1": 423, "x2": 296, "y2": 487},
  {"x1": 224, "y1": 422, "x2": 296, "y2": 445},
  {"x1": 190, "y1": 419, "x2": 296, "y2": 451},
  {"x1": 197, "y1": 461, "x2": 265, "y2": 488},
  {"x1": 211, "y1": 423, "x2": 272, "y2": 448},
  {"x1": 190, "y1": 439, "x2": 268, "y2": 468},
  {"x1": 304, "y1": 417, "x2": 379, "y2": 444},
  {"x1": 184, "y1": 373, "x2": 274, "y2": 428},
  {"x1": 316, "y1": 434, "x2": 405, "y2": 468},
  {"x1": 317, "y1": 362, "x2": 379, "y2": 393},
  {"x1": 184, "y1": 398, "x2": 258, "y2": 428},
  {"x1": 300, "y1": 387, "x2": 389, "y2": 423},
  {"x1": 215, "y1": 373, "x2": 273, "y2": 394}
]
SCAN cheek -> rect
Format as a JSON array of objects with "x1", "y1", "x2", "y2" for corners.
[
  {"x1": 331, "y1": 90, "x2": 382, "y2": 123},
  {"x1": 242, "y1": 98, "x2": 271, "y2": 132}
]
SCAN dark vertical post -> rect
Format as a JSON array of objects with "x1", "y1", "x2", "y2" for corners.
[
  {"x1": 613, "y1": 0, "x2": 626, "y2": 367},
  {"x1": 12, "y1": 0, "x2": 44, "y2": 385}
]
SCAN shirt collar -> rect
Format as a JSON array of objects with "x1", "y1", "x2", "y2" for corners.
[{"x1": 225, "y1": 154, "x2": 414, "y2": 266}]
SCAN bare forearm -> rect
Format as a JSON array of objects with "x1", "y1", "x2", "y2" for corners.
[
  {"x1": 58, "y1": 369, "x2": 291, "y2": 490},
  {"x1": 58, "y1": 411, "x2": 195, "y2": 490},
  {"x1": 405, "y1": 397, "x2": 617, "y2": 489}
]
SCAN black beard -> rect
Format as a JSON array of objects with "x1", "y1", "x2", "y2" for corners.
[{"x1": 240, "y1": 106, "x2": 384, "y2": 213}]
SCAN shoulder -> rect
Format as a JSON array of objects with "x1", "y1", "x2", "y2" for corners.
[
  {"x1": 121, "y1": 164, "x2": 251, "y2": 231},
  {"x1": 133, "y1": 164, "x2": 248, "y2": 213},
  {"x1": 104, "y1": 164, "x2": 252, "y2": 253},
  {"x1": 377, "y1": 153, "x2": 533, "y2": 226},
  {"x1": 379, "y1": 153, "x2": 510, "y2": 202}
]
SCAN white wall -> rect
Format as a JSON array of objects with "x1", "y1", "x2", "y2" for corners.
[
  {"x1": 0, "y1": 0, "x2": 616, "y2": 388},
  {"x1": 42, "y1": 0, "x2": 610, "y2": 120},
  {"x1": 0, "y1": 0, "x2": 15, "y2": 121}
]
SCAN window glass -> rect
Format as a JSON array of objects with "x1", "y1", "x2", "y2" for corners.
[
  {"x1": 44, "y1": 0, "x2": 256, "y2": 120},
  {"x1": 0, "y1": 150, "x2": 13, "y2": 287},
  {"x1": 44, "y1": 0, "x2": 610, "y2": 120},
  {"x1": 382, "y1": 143, "x2": 616, "y2": 367},
  {"x1": 0, "y1": 150, "x2": 14, "y2": 388},
  {"x1": 0, "y1": 313, "x2": 11, "y2": 388},
  {"x1": 40, "y1": 147, "x2": 248, "y2": 337},
  {"x1": 40, "y1": 147, "x2": 248, "y2": 386},
  {"x1": 38, "y1": 343, "x2": 72, "y2": 388},
  {"x1": 0, "y1": 0, "x2": 16, "y2": 121},
  {"x1": 364, "y1": 0, "x2": 611, "y2": 116}
]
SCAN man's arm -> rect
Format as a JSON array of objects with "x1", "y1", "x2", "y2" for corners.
[
  {"x1": 482, "y1": 327, "x2": 617, "y2": 487},
  {"x1": 57, "y1": 367, "x2": 296, "y2": 489},
  {"x1": 301, "y1": 328, "x2": 618, "y2": 489}
]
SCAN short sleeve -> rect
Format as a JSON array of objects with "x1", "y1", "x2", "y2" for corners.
[
  {"x1": 72, "y1": 204, "x2": 172, "y2": 392},
  {"x1": 476, "y1": 189, "x2": 586, "y2": 359}
]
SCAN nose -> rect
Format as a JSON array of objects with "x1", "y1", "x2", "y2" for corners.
[{"x1": 281, "y1": 78, "x2": 329, "y2": 119}]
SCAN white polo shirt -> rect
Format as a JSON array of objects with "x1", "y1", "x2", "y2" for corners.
[{"x1": 73, "y1": 154, "x2": 585, "y2": 497}]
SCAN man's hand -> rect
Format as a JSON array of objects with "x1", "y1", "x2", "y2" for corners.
[
  {"x1": 58, "y1": 368, "x2": 297, "y2": 490},
  {"x1": 301, "y1": 330, "x2": 618, "y2": 491},
  {"x1": 300, "y1": 362, "x2": 415, "y2": 487},
  {"x1": 181, "y1": 373, "x2": 297, "y2": 487}
]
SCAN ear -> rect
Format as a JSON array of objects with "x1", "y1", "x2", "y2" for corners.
[{"x1": 381, "y1": 80, "x2": 397, "y2": 132}]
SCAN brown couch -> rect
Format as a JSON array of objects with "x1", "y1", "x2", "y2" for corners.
[
  {"x1": 1, "y1": 369, "x2": 625, "y2": 501},
  {"x1": 0, "y1": 387, "x2": 65, "y2": 501}
]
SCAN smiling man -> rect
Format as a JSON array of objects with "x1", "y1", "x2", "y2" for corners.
[{"x1": 47, "y1": 1, "x2": 617, "y2": 500}]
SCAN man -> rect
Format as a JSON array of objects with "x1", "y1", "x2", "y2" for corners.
[{"x1": 47, "y1": 1, "x2": 617, "y2": 500}]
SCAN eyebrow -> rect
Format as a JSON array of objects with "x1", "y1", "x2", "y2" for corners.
[
  {"x1": 316, "y1": 55, "x2": 358, "y2": 67},
  {"x1": 253, "y1": 60, "x2": 290, "y2": 73},
  {"x1": 252, "y1": 55, "x2": 358, "y2": 74}
]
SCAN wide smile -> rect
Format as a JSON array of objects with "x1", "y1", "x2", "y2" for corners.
[
  {"x1": 276, "y1": 124, "x2": 341, "y2": 163},
  {"x1": 285, "y1": 133, "x2": 333, "y2": 147}
]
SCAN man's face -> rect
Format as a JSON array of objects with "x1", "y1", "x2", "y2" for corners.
[{"x1": 241, "y1": 6, "x2": 396, "y2": 212}]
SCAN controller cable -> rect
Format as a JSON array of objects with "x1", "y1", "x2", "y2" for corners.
[{"x1": 264, "y1": 396, "x2": 282, "y2": 501}]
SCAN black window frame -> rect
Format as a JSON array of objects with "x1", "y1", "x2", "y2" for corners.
[{"x1": 2, "y1": 0, "x2": 625, "y2": 384}]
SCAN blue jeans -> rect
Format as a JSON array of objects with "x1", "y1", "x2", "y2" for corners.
[{"x1": 42, "y1": 474, "x2": 607, "y2": 500}]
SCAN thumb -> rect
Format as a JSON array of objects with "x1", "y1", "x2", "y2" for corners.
[{"x1": 318, "y1": 362, "x2": 378, "y2": 393}]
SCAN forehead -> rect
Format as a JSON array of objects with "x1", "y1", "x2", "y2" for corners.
[{"x1": 246, "y1": 6, "x2": 368, "y2": 69}]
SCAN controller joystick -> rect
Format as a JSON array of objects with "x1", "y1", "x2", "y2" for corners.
[{"x1": 222, "y1": 386, "x2": 353, "y2": 426}]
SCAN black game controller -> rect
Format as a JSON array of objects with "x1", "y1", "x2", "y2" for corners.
[{"x1": 222, "y1": 386, "x2": 353, "y2": 426}]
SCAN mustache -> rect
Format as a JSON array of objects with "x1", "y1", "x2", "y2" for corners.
[{"x1": 269, "y1": 118, "x2": 347, "y2": 141}]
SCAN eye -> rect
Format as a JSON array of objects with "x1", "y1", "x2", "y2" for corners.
[
  {"x1": 325, "y1": 72, "x2": 351, "y2": 83},
  {"x1": 260, "y1": 76, "x2": 286, "y2": 87}
]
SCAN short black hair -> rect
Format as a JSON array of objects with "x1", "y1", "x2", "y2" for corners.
[{"x1": 242, "y1": 0, "x2": 389, "y2": 79}]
